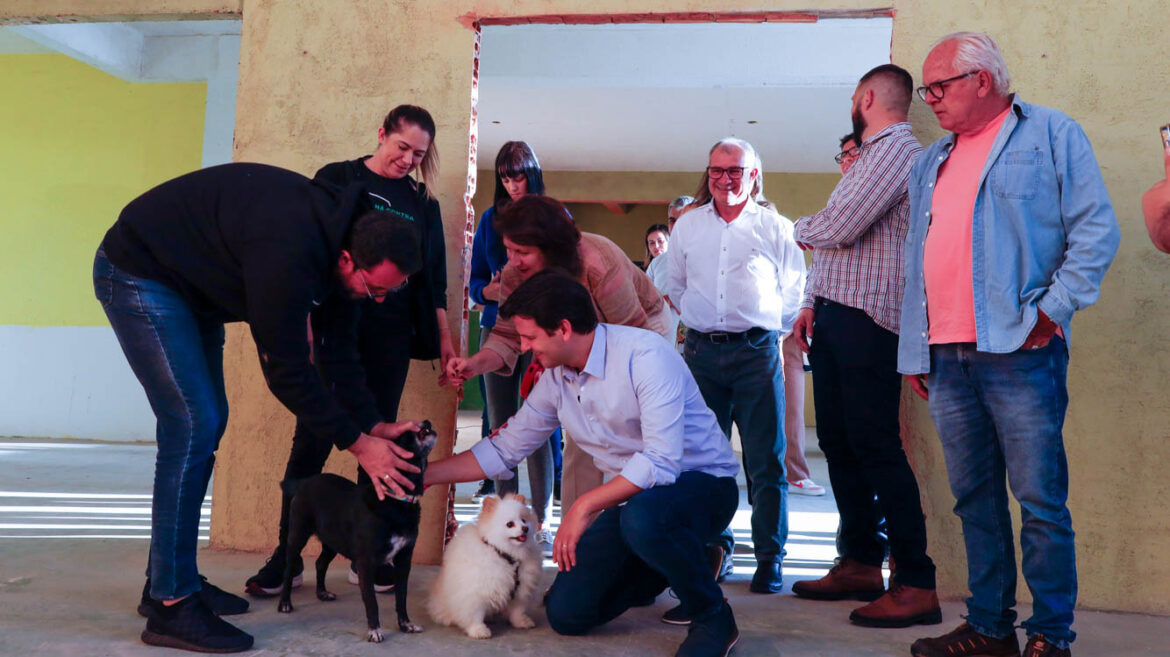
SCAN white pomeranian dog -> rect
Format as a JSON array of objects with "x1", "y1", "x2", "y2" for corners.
[{"x1": 427, "y1": 493, "x2": 543, "y2": 639}]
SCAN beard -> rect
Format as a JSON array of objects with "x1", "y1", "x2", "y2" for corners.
[{"x1": 851, "y1": 105, "x2": 867, "y2": 142}]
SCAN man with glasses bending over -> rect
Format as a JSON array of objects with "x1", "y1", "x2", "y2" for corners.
[
  {"x1": 789, "y1": 64, "x2": 940, "y2": 629},
  {"x1": 902, "y1": 33, "x2": 1118, "y2": 657},
  {"x1": 94, "y1": 163, "x2": 426, "y2": 653},
  {"x1": 666, "y1": 138, "x2": 806, "y2": 598}
]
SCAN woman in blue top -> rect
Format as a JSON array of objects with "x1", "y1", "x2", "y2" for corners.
[{"x1": 470, "y1": 141, "x2": 561, "y2": 553}]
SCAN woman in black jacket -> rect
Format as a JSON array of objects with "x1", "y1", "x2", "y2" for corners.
[{"x1": 246, "y1": 105, "x2": 453, "y2": 597}]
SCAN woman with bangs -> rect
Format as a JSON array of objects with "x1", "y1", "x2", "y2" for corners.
[
  {"x1": 469, "y1": 141, "x2": 562, "y2": 553},
  {"x1": 245, "y1": 104, "x2": 454, "y2": 597}
]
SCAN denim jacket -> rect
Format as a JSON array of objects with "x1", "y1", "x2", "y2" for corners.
[{"x1": 898, "y1": 96, "x2": 1120, "y2": 374}]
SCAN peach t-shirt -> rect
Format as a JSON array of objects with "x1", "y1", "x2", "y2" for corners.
[{"x1": 923, "y1": 107, "x2": 1011, "y2": 344}]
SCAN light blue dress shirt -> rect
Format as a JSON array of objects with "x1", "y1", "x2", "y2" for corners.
[
  {"x1": 898, "y1": 96, "x2": 1120, "y2": 374},
  {"x1": 470, "y1": 323, "x2": 739, "y2": 490}
]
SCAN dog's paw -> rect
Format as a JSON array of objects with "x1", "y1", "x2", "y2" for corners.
[
  {"x1": 317, "y1": 589, "x2": 336, "y2": 602},
  {"x1": 277, "y1": 600, "x2": 294, "y2": 614},
  {"x1": 510, "y1": 613, "x2": 536, "y2": 630},
  {"x1": 465, "y1": 623, "x2": 492, "y2": 639},
  {"x1": 398, "y1": 621, "x2": 423, "y2": 633},
  {"x1": 367, "y1": 627, "x2": 385, "y2": 643}
]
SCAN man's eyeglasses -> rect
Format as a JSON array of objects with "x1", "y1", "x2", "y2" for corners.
[
  {"x1": 915, "y1": 71, "x2": 978, "y2": 101},
  {"x1": 358, "y1": 270, "x2": 405, "y2": 301},
  {"x1": 706, "y1": 166, "x2": 749, "y2": 180},
  {"x1": 834, "y1": 145, "x2": 861, "y2": 165}
]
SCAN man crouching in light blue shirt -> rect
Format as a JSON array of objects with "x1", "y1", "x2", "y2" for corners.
[{"x1": 425, "y1": 269, "x2": 740, "y2": 657}]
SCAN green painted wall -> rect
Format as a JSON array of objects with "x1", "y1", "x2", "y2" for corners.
[{"x1": 0, "y1": 54, "x2": 206, "y2": 327}]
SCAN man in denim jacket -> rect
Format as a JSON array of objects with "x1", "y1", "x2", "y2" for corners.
[{"x1": 899, "y1": 32, "x2": 1120, "y2": 657}]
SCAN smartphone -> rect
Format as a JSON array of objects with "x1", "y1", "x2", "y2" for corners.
[{"x1": 1162, "y1": 124, "x2": 1170, "y2": 150}]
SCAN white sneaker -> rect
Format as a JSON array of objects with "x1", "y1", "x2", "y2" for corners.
[
  {"x1": 536, "y1": 528, "x2": 554, "y2": 557},
  {"x1": 789, "y1": 478, "x2": 826, "y2": 496}
]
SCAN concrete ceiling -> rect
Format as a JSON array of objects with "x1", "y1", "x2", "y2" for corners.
[{"x1": 479, "y1": 19, "x2": 893, "y2": 173}]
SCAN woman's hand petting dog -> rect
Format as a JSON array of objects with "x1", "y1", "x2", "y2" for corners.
[{"x1": 348, "y1": 429, "x2": 421, "y2": 500}]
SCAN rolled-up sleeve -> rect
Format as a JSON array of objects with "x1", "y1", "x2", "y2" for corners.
[{"x1": 469, "y1": 373, "x2": 562, "y2": 478}]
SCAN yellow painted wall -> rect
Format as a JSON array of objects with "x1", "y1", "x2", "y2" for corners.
[{"x1": 0, "y1": 54, "x2": 206, "y2": 327}]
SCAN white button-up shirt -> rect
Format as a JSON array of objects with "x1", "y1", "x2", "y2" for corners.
[
  {"x1": 470, "y1": 324, "x2": 739, "y2": 490},
  {"x1": 664, "y1": 200, "x2": 806, "y2": 334}
]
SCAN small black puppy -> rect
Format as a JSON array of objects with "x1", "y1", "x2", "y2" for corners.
[{"x1": 277, "y1": 420, "x2": 437, "y2": 642}]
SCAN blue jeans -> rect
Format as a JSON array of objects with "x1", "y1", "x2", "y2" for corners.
[
  {"x1": 545, "y1": 472, "x2": 738, "y2": 635},
  {"x1": 929, "y1": 338, "x2": 1076, "y2": 648},
  {"x1": 94, "y1": 249, "x2": 228, "y2": 602},
  {"x1": 684, "y1": 328, "x2": 787, "y2": 562}
]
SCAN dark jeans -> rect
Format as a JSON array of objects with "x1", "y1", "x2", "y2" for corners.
[
  {"x1": 545, "y1": 472, "x2": 738, "y2": 635},
  {"x1": 94, "y1": 249, "x2": 228, "y2": 601},
  {"x1": 929, "y1": 338, "x2": 1076, "y2": 648},
  {"x1": 684, "y1": 328, "x2": 787, "y2": 562},
  {"x1": 275, "y1": 312, "x2": 413, "y2": 549},
  {"x1": 808, "y1": 300, "x2": 935, "y2": 589}
]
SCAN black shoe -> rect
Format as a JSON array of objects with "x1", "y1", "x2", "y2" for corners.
[
  {"x1": 662, "y1": 603, "x2": 691, "y2": 626},
  {"x1": 141, "y1": 595, "x2": 254, "y2": 653},
  {"x1": 472, "y1": 479, "x2": 495, "y2": 501},
  {"x1": 749, "y1": 560, "x2": 783, "y2": 594},
  {"x1": 676, "y1": 602, "x2": 738, "y2": 657},
  {"x1": 348, "y1": 562, "x2": 395, "y2": 593},
  {"x1": 140, "y1": 576, "x2": 249, "y2": 617},
  {"x1": 245, "y1": 547, "x2": 302, "y2": 598}
]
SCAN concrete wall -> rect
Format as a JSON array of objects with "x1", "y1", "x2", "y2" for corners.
[{"x1": 11, "y1": 0, "x2": 1170, "y2": 611}]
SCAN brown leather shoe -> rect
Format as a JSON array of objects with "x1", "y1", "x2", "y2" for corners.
[
  {"x1": 849, "y1": 583, "x2": 942, "y2": 628},
  {"x1": 1023, "y1": 634, "x2": 1070, "y2": 657},
  {"x1": 911, "y1": 622, "x2": 1021, "y2": 657},
  {"x1": 791, "y1": 558, "x2": 884, "y2": 601}
]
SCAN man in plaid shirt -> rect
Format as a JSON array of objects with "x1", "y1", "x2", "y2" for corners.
[{"x1": 789, "y1": 64, "x2": 941, "y2": 628}]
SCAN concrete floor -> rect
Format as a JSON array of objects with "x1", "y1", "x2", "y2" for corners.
[{"x1": 1, "y1": 414, "x2": 1166, "y2": 656}]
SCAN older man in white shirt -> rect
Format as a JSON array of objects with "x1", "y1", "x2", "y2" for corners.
[
  {"x1": 665, "y1": 137, "x2": 806, "y2": 598},
  {"x1": 426, "y1": 270, "x2": 741, "y2": 657}
]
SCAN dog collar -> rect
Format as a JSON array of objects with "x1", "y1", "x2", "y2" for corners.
[{"x1": 482, "y1": 538, "x2": 522, "y2": 599}]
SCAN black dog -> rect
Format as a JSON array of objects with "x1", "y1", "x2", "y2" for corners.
[{"x1": 277, "y1": 420, "x2": 437, "y2": 642}]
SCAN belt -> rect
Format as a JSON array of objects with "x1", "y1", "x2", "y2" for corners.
[{"x1": 691, "y1": 327, "x2": 772, "y2": 344}]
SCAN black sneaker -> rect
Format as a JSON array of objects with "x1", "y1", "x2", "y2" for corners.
[
  {"x1": 662, "y1": 603, "x2": 691, "y2": 626},
  {"x1": 141, "y1": 595, "x2": 254, "y2": 653},
  {"x1": 676, "y1": 602, "x2": 738, "y2": 657},
  {"x1": 348, "y1": 562, "x2": 394, "y2": 593},
  {"x1": 472, "y1": 479, "x2": 495, "y2": 501},
  {"x1": 245, "y1": 548, "x2": 302, "y2": 598},
  {"x1": 139, "y1": 576, "x2": 249, "y2": 617}
]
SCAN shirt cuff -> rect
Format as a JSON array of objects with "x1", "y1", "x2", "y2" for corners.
[
  {"x1": 469, "y1": 437, "x2": 515, "y2": 480},
  {"x1": 618, "y1": 452, "x2": 669, "y2": 490}
]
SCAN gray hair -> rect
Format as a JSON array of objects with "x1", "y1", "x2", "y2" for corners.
[
  {"x1": 668, "y1": 195, "x2": 695, "y2": 212},
  {"x1": 932, "y1": 31, "x2": 1011, "y2": 96}
]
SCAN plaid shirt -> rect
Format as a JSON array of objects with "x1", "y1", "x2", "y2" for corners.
[{"x1": 794, "y1": 122, "x2": 921, "y2": 334}]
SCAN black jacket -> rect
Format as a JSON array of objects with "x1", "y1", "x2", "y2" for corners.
[
  {"x1": 313, "y1": 158, "x2": 446, "y2": 360},
  {"x1": 101, "y1": 162, "x2": 381, "y2": 450}
]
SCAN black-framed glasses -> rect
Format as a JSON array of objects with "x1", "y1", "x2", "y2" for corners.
[
  {"x1": 358, "y1": 270, "x2": 405, "y2": 301},
  {"x1": 915, "y1": 71, "x2": 977, "y2": 101},
  {"x1": 706, "y1": 166, "x2": 749, "y2": 180},
  {"x1": 834, "y1": 145, "x2": 861, "y2": 165}
]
